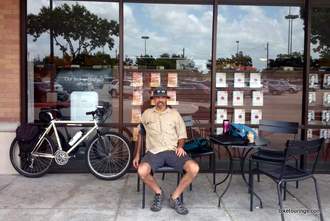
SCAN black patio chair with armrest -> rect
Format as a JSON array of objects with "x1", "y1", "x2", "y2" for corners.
[
  {"x1": 249, "y1": 138, "x2": 324, "y2": 221},
  {"x1": 251, "y1": 120, "x2": 299, "y2": 198},
  {"x1": 135, "y1": 123, "x2": 183, "y2": 208},
  {"x1": 160, "y1": 116, "x2": 216, "y2": 191},
  {"x1": 182, "y1": 116, "x2": 216, "y2": 190}
]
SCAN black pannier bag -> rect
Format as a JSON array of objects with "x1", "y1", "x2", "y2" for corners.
[{"x1": 16, "y1": 124, "x2": 40, "y2": 152}]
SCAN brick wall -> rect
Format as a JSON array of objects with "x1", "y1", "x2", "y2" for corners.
[{"x1": 0, "y1": 0, "x2": 20, "y2": 122}]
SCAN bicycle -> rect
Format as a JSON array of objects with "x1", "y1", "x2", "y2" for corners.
[{"x1": 9, "y1": 106, "x2": 132, "y2": 180}]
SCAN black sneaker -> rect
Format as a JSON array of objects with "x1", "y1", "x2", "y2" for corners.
[
  {"x1": 150, "y1": 190, "x2": 164, "y2": 212},
  {"x1": 169, "y1": 195, "x2": 189, "y2": 215}
]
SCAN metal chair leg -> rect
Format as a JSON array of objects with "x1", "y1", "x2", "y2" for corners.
[
  {"x1": 189, "y1": 183, "x2": 192, "y2": 191},
  {"x1": 295, "y1": 159, "x2": 299, "y2": 189},
  {"x1": 312, "y1": 176, "x2": 324, "y2": 221},
  {"x1": 283, "y1": 182, "x2": 287, "y2": 201},
  {"x1": 142, "y1": 182, "x2": 146, "y2": 209},
  {"x1": 137, "y1": 175, "x2": 140, "y2": 192},
  {"x1": 249, "y1": 159, "x2": 254, "y2": 211},
  {"x1": 162, "y1": 172, "x2": 166, "y2": 180},
  {"x1": 256, "y1": 162, "x2": 260, "y2": 182},
  {"x1": 213, "y1": 153, "x2": 216, "y2": 185},
  {"x1": 277, "y1": 182, "x2": 285, "y2": 221}
]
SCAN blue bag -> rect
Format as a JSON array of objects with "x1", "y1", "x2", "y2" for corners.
[
  {"x1": 229, "y1": 123, "x2": 256, "y2": 140},
  {"x1": 184, "y1": 138, "x2": 210, "y2": 151}
]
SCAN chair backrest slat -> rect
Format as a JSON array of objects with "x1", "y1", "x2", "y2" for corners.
[
  {"x1": 283, "y1": 138, "x2": 324, "y2": 175},
  {"x1": 259, "y1": 120, "x2": 299, "y2": 134},
  {"x1": 286, "y1": 138, "x2": 324, "y2": 156}
]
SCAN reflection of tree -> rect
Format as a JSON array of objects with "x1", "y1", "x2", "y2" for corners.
[
  {"x1": 311, "y1": 8, "x2": 330, "y2": 59},
  {"x1": 27, "y1": 3, "x2": 119, "y2": 60},
  {"x1": 269, "y1": 52, "x2": 303, "y2": 68},
  {"x1": 136, "y1": 54, "x2": 180, "y2": 69},
  {"x1": 216, "y1": 52, "x2": 252, "y2": 69},
  {"x1": 301, "y1": 7, "x2": 330, "y2": 59}
]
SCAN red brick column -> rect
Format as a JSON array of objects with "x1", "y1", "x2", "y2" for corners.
[{"x1": 0, "y1": 0, "x2": 20, "y2": 122}]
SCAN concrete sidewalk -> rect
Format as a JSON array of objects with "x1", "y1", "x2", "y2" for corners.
[{"x1": 0, "y1": 173, "x2": 328, "y2": 221}]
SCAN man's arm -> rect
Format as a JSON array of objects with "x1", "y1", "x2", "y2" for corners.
[
  {"x1": 133, "y1": 128, "x2": 143, "y2": 169},
  {"x1": 176, "y1": 138, "x2": 186, "y2": 157}
]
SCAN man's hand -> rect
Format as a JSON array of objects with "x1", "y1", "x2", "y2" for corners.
[
  {"x1": 133, "y1": 156, "x2": 140, "y2": 169},
  {"x1": 176, "y1": 147, "x2": 187, "y2": 157}
]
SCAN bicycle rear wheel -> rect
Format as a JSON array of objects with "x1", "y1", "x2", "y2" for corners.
[
  {"x1": 9, "y1": 135, "x2": 54, "y2": 178},
  {"x1": 86, "y1": 132, "x2": 132, "y2": 180}
]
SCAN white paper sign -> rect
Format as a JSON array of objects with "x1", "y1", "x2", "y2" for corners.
[
  {"x1": 216, "y1": 72, "x2": 227, "y2": 87},
  {"x1": 252, "y1": 91, "x2": 263, "y2": 106},
  {"x1": 71, "y1": 91, "x2": 98, "y2": 121},
  {"x1": 216, "y1": 109, "x2": 227, "y2": 124},
  {"x1": 250, "y1": 73, "x2": 262, "y2": 88},
  {"x1": 234, "y1": 109, "x2": 245, "y2": 124},
  {"x1": 233, "y1": 91, "x2": 244, "y2": 106},
  {"x1": 217, "y1": 91, "x2": 228, "y2": 106},
  {"x1": 234, "y1": 72, "x2": 245, "y2": 88},
  {"x1": 251, "y1": 109, "x2": 262, "y2": 124}
]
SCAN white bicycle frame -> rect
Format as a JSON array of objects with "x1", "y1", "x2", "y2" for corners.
[{"x1": 31, "y1": 113, "x2": 99, "y2": 159}]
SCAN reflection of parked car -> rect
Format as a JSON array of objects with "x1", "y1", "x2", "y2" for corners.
[
  {"x1": 176, "y1": 82, "x2": 209, "y2": 102},
  {"x1": 108, "y1": 79, "x2": 133, "y2": 97},
  {"x1": 267, "y1": 80, "x2": 298, "y2": 95}
]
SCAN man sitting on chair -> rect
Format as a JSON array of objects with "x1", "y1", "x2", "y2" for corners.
[{"x1": 133, "y1": 87, "x2": 199, "y2": 215}]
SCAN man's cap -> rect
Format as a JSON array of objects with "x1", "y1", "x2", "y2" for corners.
[{"x1": 151, "y1": 87, "x2": 170, "y2": 98}]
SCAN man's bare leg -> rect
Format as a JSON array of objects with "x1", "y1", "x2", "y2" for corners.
[
  {"x1": 138, "y1": 162, "x2": 161, "y2": 194},
  {"x1": 171, "y1": 160, "x2": 199, "y2": 199}
]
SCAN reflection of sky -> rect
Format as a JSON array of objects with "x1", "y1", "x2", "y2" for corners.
[{"x1": 28, "y1": 2, "x2": 307, "y2": 70}]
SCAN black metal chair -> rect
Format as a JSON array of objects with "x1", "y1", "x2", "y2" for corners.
[
  {"x1": 249, "y1": 138, "x2": 324, "y2": 221},
  {"x1": 160, "y1": 116, "x2": 216, "y2": 191},
  {"x1": 251, "y1": 120, "x2": 299, "y2": 197},
  {"x1": 183, "y1": 116, "x2": 216, "y2": 190},
  {"x1": 135, "y1": 124, "x2": 183, "y2": 209}
]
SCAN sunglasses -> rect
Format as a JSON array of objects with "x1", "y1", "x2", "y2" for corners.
[{"x1": 155, "y1": 89, "x2": 166, "y2": 94}]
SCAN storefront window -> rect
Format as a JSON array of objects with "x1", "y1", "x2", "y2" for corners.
[
  {"x1": 27, "y1": 1, "x2": 119, "y2": 123},
  {"x1": 216, "y1": 5, "x2": 304, "y2": 147},
  {"x1": 307, "y1": 5, "x2": 330, "y2": 169},
  {"x1": 123, "y1": 3, "x2": 212, "y2": 133}
]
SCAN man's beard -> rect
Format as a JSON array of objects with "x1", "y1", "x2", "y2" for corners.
[{"x1": 156, "y1": 101, "x2": 165, "y2": 107}]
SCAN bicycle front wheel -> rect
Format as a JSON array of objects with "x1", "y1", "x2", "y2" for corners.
[
  {"x1": 86, "y1": 132, "x2": 132, "y2": 180},
  {"x1": 9, "y1": 135, "x2": 54, "y2": 178}
]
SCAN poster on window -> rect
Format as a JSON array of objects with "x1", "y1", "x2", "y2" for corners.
[
  {"x1": 307, "y1": 129, "x2": 313, "y2": 140},
  {"x1": 323, "y1": 74, "x2": 330, "y2": 89},
  {"x1": 132, "y1": 89, "x2": 143, "y2": 105},
  {"x1": 131, "y1": 108, "x2": 142, "y2": 123},
  {"x1": 167, "y1": 90, "x2": 178, "y2": 105},
  {"x1": 320, "y1": 129, "x2": 328, "y2": 139},
  {"x1": 250, "y1": 73, "x2": 262, "y2": 88},
  {"x1": 216, "y1": 109, "x2": 227, "y2": 124},
  {"x1": 252, "y1": 91, "x2": 263, "y2": 106},
  {"x1": 150, "y1": 72, "x2": 161, "y2": 88},
  {"x1": 217, "y1": 91, "x2": 228, "y2": 106},
  {"x1": 322, "y1": 110, "x2": 330, "y2": 124},
  {"x1": 233, "y1": 91, "x2": 244, "y2": 106},
  {"x1": 216, "y1": 72, "x2": 227, "y2": 88},
  {"x1": 323, "y1": 92, "x2": 330, "y2": 106},
  {"x1": 251, "y1": 109, "x2": 262, "y2": 125},
  {"x1": 132, "y1": 72, "x2": 143, "y2": 87},
  {"x1": 234, "y1": 72, "x2": 245, "y2": 88},
  {"x1": 309, "y1": 74, "x2": 319, "y2": 89},
  {"x1": 234, "y1": 109, "x2": 245, "y2": 124},
  {"x1": 167, "y1": 73, "x2": 178, "y2": 87},
  {"x1": 308, "y1": 92, "x2": 316, "y2": 106},
  {"x1": 308, "y1": 110, "x2": 315, "y2": 122}
]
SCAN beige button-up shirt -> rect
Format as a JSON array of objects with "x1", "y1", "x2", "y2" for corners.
[{"x1": 141, "y1": 107, "x2": 187, "y2": 154}]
